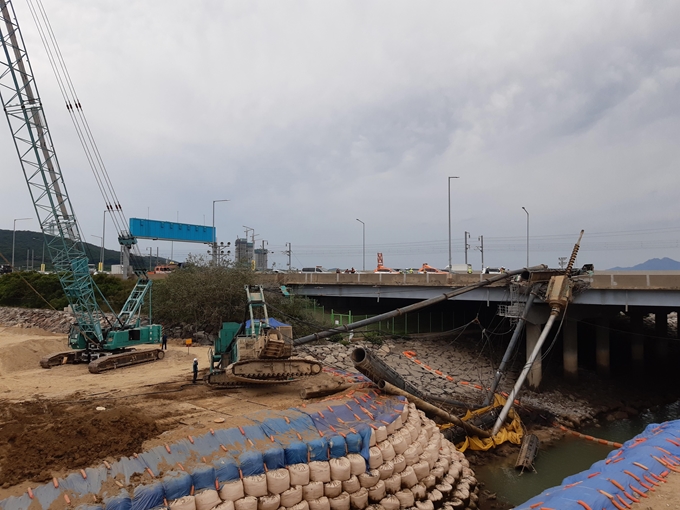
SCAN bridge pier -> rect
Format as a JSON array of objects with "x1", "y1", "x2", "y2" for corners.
[
  {"x1": 596, "y1": 317, "x2": 610, "y2": 377},
  {"x1": 630, "y1": 311, "x2": 645, "y2": 372},
  {"x1": 526, "y1": 322, "x2": 543, "y2": 390},
  {"x1": 655, "y1": 310, "x2": 670, "y2": 368},
  {"x1": 563, "y1": 318, "x2": 578, "y2": 381}
]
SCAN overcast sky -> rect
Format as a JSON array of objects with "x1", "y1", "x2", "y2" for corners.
[{"x1": 2, "y1": 0, "x2": 680, "y2": 271}]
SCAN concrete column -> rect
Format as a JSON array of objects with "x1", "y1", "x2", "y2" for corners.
[
  {"x1": 563, "y1": 318, "x2": 578, "y2": 381},
  {"x1": 655, "y1": 310, "x2": 670, "y2": 367},
  {"x1": 596, "y1": 317, "x2": 610, "y2": 377},
  {"x1": 526, "y1": 322, "x2": 542, "y2": 390},
  {"x1": 630, "y1": 311, "x2": 645, "y2": 372}
]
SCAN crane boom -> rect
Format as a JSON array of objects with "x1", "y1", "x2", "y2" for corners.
[
  {"x1": 0, "y1": 0, "x2": 162, "y2": 368},
  {"x1": 0, "y1": 0, "x2": 106, "y2": 345}
]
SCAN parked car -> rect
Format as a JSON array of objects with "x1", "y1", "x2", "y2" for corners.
[
  {"x1": 482, "y1": 267, "x2": 505, "y2": 274},
  {"x1": 300, "y1": 267, "x2": 327, "y2": 273}
]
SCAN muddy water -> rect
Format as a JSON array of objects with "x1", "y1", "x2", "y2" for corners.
[{"x1": 474, "y1": 399, "x2": 680, "y2": 506}]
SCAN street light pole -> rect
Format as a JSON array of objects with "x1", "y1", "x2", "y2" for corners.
[
  {"x1": 212, "y1": 199, "x2": 229, "y2": 264},
  {"x1": 356, "y1": 218, "x2": 365, "y2": 271},
  {"x1": 91, "y1": 235, "x2": 103, "y2": 271},
  {"x1": 12, "y1": 217, "x2": 31, "y2": 271},
  {"x1": 522, "y1": 206, "x2": 529, "y2": 267},
  {"x1": 448, "y1": 176, "x2": 459, "y2": 271},
  {"x1": 464, "y1": 231, "x2": 470, "y2": 265}
]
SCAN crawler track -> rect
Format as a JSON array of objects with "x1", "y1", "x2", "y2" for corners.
[
  {"x1": 88, "y1": 349, "x2": 165, "y2": 373},
  {"x1": 207, "y1": 358, "x2": 322, "y2": 386}
]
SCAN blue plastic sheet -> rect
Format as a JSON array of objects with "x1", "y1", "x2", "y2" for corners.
[
  {"x1": 0, "y1": 391, "x2": 407, "y2": 510},
  {"x1": 192, "y1": 464, "x2": 217, "y2": 491},
  {"x1": 213, "y1": 456, "x2": 240, "y2": 483},
  {"x1": 131, "y1": 483, "x2": 165, "y2": 510},
  {"x1": 263, "y1": 447, "x2": 286, "y2": 469},
  {"x1": 162, "y1": 471, "x2": 193, "y2": 500},
  {"x1": 517, "y1": 420, "x2": 680, "y2": 509},
  {"x1": 104, "y1": 491, "x2": 131, "y2": 510}
]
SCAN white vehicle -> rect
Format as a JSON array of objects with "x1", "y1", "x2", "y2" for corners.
[
  {"x1": 482, "y1": 267, "x2": 505, "y2": 274},
  {"x1": 447, "y1": 263, "x2": 473, "y2": 273}
]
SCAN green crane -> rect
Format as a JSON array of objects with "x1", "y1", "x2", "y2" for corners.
[{"x1": 0, "y1": 0, "x2": 162, "y2": 372}]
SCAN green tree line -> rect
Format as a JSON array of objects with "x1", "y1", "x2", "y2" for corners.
[{"x1": 0, "y1": 255, "x2": 327, "y2": 334}]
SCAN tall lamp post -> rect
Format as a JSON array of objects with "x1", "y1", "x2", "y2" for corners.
[
  {"x1": 12, "y1": 217, "x2": 31, "y2": 271},
  {"x1": 356, "y1": 218, "x2": 365, "y2": 271},
  {"x1": 212, "y1": 199, "x2": 229, "y2": 264},
  {"x1": 91, "y1": 235, "x2": 103, "y2": 271},
  {"x1": 522, "y1": 206, "x2": 529, "y2": 267},
  {"x1": 447, "y1": 176, "x2": 460, "y2": 271}
]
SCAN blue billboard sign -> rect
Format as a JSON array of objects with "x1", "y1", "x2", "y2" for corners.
[{"x1": 129, "y1": 218, "x2": 214, "y2": 243}]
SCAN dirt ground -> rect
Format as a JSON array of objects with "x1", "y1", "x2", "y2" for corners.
[{"x1": 0, "y1": 325, "x2": 678, "y2": 508}]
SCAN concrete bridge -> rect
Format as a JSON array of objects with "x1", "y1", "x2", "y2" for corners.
[{"x1": 263, "y1": 270, "x2": 680, "y2": 388}]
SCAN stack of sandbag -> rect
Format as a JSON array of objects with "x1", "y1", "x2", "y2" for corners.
[{"x1": 166, "y1": 402, "x2": 479, "y2": 510}]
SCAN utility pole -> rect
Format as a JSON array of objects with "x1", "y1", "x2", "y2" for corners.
[
  {"x1": 464, "y1": 231, "x2": 470, "y2": 265},
  {"x1": 558, "y1": 256, "x2": 567, "y2": 269},
  {"x1": 285, "y1": 243, "x2": 292, "y2": 272},
  {"x1": 477, "y1": 235, "x2": 484, "y2": 270}
]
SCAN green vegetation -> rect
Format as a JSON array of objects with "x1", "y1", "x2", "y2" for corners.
[
  {"x1": 0, "y1": 272, "x2": 135, "y2": 311},
  {"x1": 153, "y1": 255, "x2": 329, "y2": 334}
]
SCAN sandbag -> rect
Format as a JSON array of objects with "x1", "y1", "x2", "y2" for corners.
[
  {"x1": 399, "y1": 466, "x2": 417, "y2": 489},
  {"x1": 164, "y1": 472, "x2": 194, "y2": 501},
  {"x1": 434, "y1": 459, "x2": 449, "y2": 473},
  {"x1": 288, "y1": 464, "x2": 311, "y2": 486},
  {"x1": 388, "y1": 434, "x2": 407, "y2": 456},
  {"x1": 420, "y1": 475, "x2": 435, "y2": 489},
  {"x1": 385, "y1": 419, "x2": 397, "y2": 436},
  {"x1": 382, "y1": 475, "x2": 400, "y2": 495},
  {"x1": 426, "y1": 489, "x2": 441, "y2": 505},
  {"x1": 324, "y1": 480, "x2": 343, "y2": 499},
  {"x1": 395, "y1": 489, "x2": 414, "y2": 509},
  {"x1": 302, "y1": 481, "x2": 324, "y2": 501},
  {"x1": 435, "y1": 482, "x2": 451, "y2": 497},
  {"x1": 280, "y1": 486, "x2": 303, "y2": 507},
  {"x1": 402, "y1": 446, "x2": 419, "y2": 467},
  {"x1": 415, "y1": 500, "x2": 433, "y2": 510},
  {"x1": 378, "y1": 496, "x2": 399, "y2": 510},
  {"x1": 258, "y1": 494, "x2": 281, "y2": 510},
  {"x1": 341, "y1": 475, "x2": 360, "y2": 495},
  {"x1": 377, "y1": 461, "x2": 394, "y2": 480},
  {"x1": 220, "y1": 480, "x2": 245, "y2": 502},
  {"x1": 243, "y1": 474, "x2": 268, "y2": 498},
  {"x1": 377, "y1": 442, "x2": 395, "y2": 462},
  {"x1": 367, "y1": 481, "x2": 385, "y2": 503},
  {"x1": 234, "y1": 497, "x2": 258, "y2": 510},
  {"x1": 194, "y1": 490, "x2": 221, "y2": 510},
  {"x1": 375, "y1": 427, "x2": 388, "y2": 443},
  {"x1": 329, "y1": 458, "x2": 351, "y2": 482},
  {"x1": 169, "y1": 496, "x2": 196, "y2": 510},
  {"x1": 358, "y1": 470, "x2": 379, "y2": 489},
  {"x1": 349, "y1": 488, "x2": 368, "y2": 510},
  {"x1": 412, "y1": 461, "x2": 429, "y2": 482},
  {"x1": 410, "y1": 484, "x2": 426, "y2": 502},
  {"x1": 347, "y1": 454, "x2": 366, "y2": 476},
  {"x1": 329, "y1": 492, "x2": 350, "y2": 510},
  {"x1": 307, "y1": 497, "x2": 330, "y2": 510},
  {"x1": 400, "y1": 406, "x2": 408, "y2": 424},
  {"x1": 392, "y1": 416, "x2": 403, "y2": 431},
  {"x1": 416, "y1": 432, "x2": 428, "y2": 450},
  {"x1": 368, "y1": 447, "x2": 383, "y2": 469},
  {"x1": 369, "y1": 429, "x2": 377, "y2": 448},
  {"x1": 390, "y1": 455, "x2": 405, "y2": 475},
  {"x1": 404, "y1": 424, "x2": 418, "y2": 444},
  {"x1": 430, "y1": 467, "x2": 444, "y2": 483},
  {"x1": 288, "y1": 501, "x2": 310, "y2": 510},
  {"x1": 309, "y1": 461, "x2": 331, "y2": 483},
  {"x1": 267, "y1": 469, "x2": 291, "y2": 495},
  {"x1": 214, "y1": 501, "x2": 235, "y2": 510}
]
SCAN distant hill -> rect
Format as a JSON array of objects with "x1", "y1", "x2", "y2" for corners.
[
  {"x1": 0, "y1": 228, "x2": 153, "y2": 271},
  {"x1": 609, "y1": 257, "x2": 680, "y2": 271}
]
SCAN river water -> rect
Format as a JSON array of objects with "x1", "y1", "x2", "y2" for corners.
[{"x1": 474, "y1": 399, "x2": 680, "y2": 506}]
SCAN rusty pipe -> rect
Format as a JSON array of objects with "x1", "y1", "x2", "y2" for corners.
[{"x1": 378, "y1": 381, "x2": 491, "y2": 439}]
